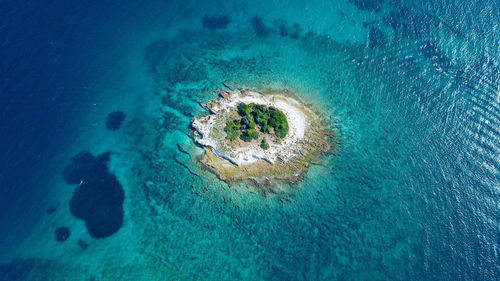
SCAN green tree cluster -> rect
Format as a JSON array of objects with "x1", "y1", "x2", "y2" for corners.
[
  {"x1": 224, "y1": 102, "x2": 289, "y2": 143},
  {"x1": 237, "y1": 103, "x2": 251, "y2": 116},
  {"x1": 224, "y1": 119, "x2": 240, "y2": 141},
  {"x1": 266, "y1": 107, "x2": 289, "y2": 139},
  {"x1": 260, "y1": 138, "x2": 270, "y2": 149}
]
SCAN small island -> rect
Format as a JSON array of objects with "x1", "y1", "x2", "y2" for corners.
[
  {"x1": 224, "y1": 102, "x2": 289, "y2": 145},
  {"x1": 191, "y1": 88, "x2": 333, "y2": 186}
]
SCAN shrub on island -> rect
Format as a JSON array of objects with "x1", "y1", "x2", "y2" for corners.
[
  {"x1": 267, "y1": 107, "x2": 289, "y2": 138},
  {"x1": 240, "y1": 128, "x2": 260, "y2": 142},
  {"x1": 237, "y1": 103, "x2": 251, "y2": 116},
  {"x1": 224, "y1": 120, "x2": 240, "y2": 141},
  {"x1": 226, "y1": 103, "x2": 289, "y2": 142},
  {"x1": 260, "y1": 138, "x2": 270, "y2": 150}
]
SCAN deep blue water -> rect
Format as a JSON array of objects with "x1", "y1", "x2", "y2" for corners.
[
  {"x1": 0, "y1": 0, "x2": 159, "y2": 250},
  {"x1": 0, "y1": 0, "x2": 499, "y2": 280},
  {"x1": 0, "y1": 0, "x2": 121, "y2": 250}
]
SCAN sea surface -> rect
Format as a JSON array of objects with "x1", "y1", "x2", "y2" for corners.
[{"x1": 0, "y1": 0, "x2": 499, "y2": 280}]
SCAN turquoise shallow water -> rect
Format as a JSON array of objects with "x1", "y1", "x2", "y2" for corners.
[{"x1": 0, "y1": 0, "x2": 499, "y2": 280}]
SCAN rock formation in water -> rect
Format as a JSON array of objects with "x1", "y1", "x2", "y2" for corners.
[
  {"x1": 62, "y1": 151, "x2": 124, "y2": 238},
  {"x1": 54, "y1": 227, "x2": 70, "y2": 242},
  {"x1": 191, "y1": 88, "x2": 334, "y2": 185},
  {"x1": 202, "y1": 15, "x2": 230, "y2": 30},
  {"x1": 105, "y1": 110, "x2": 126, "y2": 131}
]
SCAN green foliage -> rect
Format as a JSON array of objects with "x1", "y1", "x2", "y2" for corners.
[
  {"x1": 267, "y1": 107, "x2": 289, "y2": 138},
  {"x1": 224, "y1": 120, "x2": 240, "y2": 141},
  {"x1": 250, "y1": 103, "x2": 269, "y2": 126},
  {"x1": 249, "y1": 129, "x2": 259, "y2": 140},
  {"x1": 237, "y1": 103, "x2": 251, "y2": 116},
  {"x1": 260, "y1": 138, "x2": 270, "y2": 150},
  {"x1": 240, "y1": 128, "x2": 259, "y2": 142},
  {"x1": 239, "y1": 132, "x2": 251, "y2": 142},
  {"x1": 260, "y1": 124, "x2": 270, "y2": 133},
  {"x1": 240, "y1": 116, "x2": 251, "y2": 129},
  {"x1": 275, "y1": 126, "x2": 288, "y2": 138},
  {"x1": 251, "y1": 103, "x2": 266, "y2": 112},
  {"x1": 225, "y1": 103, "x2": 288, "y2": 143}
]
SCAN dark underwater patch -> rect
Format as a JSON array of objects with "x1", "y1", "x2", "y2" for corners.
[
  {"x1": 279, "y1": 25, "x2": 288, "y2": 37},
  {"x1": 368, "y1": 27, "x2": 386, "y2": 49},
  {"x1": 62, "y1": 151, "x2": 110, "y2": 185},
  {"x1": 54, "y1": 227, "x2": 70, "y2": 242},
  {"x1": 455, "y1": 56, "x2": 499, "y2": 92},
  {"x1": 161, "y1": 111, "x2": 183, "y2": 132},
  {"x1": 202, "y1": 15, "x2": 230, "y2": 30},
  {"x1": 0, "y1": 259, "x2": 43, "y2": 280},
  {"x1": 105, "y1": 110, "x2": 126, "y2": 131},
  {"x1": 161, "y1": 93, "x2": 195, "y2": 118},
  {"x1": 420, "y1": 41, "x2": 442, "y2": 59},
  {"x1": 384, "y1": 6, "x2": 410, "y2": 30},
  {"x1": 250, "y1": 16, "x2": 271, "y2": 37},
  {"x1": 46, "y1": 204, "x2": 57, "y2": 215},
  {"x1": 78, "y1": 239, "x2": 89, "y2": 250},
  {"x1": 420, "y1": 41, "x2": 454, "y2": 71},
  {"x1": 279, "y1": 23, "x2": 302, "y2": 39},
  {"x1": 144, "y1": 39, "x2": 209, "y2": 85},
  {"x1": 384, "y1": 7, "x2": 434, "y2": 38},
  {"x1": 144, "y1": 40, "x2": 172, "y2": 75},
  {"x1": 349, "y1": 0, "x2": 384, "y2": 12},
  {"x1": 62, "y1": 151, "x2": 124, "y2": 238}
]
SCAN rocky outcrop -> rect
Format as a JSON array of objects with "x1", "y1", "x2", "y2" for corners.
[{"x1": 191, "y1": 88, "x2": 333, "y2": 185}]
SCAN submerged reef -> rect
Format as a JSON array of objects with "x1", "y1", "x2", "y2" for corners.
[
  {"x1": 279, "y1": 22, "x2": 302, "y2": 39},
  {"x1": 54, "y1": 227, "x2": 70, "y2": 242},
  {"x1": 46, "y1": 204, "x2": 57, "y2": 215},
  {"x1": 77, "y1": 239, "x2": 89, "y2": 250},
  {"x1": 250, "y1": 16, "x2": 271, "y2": 37},
  {"x1": 420, "y1": 41, "x2": 454, "y2": 70},
  {"x1": 105, "y1": 110, "x2": 126, "y2": 131},
  {"x1": 368, "y1": 27, "x2": 386, "y2": 49},
  {"x1": 202, "y1": 15, "x2": 230, "y2": 30},
  {"x1": 62, "y1": 151, "x2": 124, "y2": 238},
  {"x1": 191, "y1": 88, "x2": 334, "y2": 186},
  {"x1": 62, "y1": 151, "x2": 110, "y2": 184}
]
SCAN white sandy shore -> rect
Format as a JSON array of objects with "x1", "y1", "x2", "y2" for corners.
[{"x1": 192, "y1": 89, "x2": 311, "y2": 166}]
